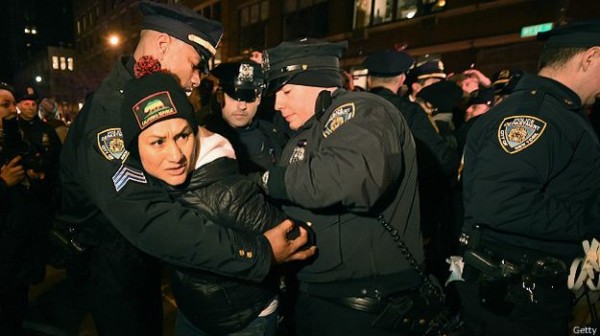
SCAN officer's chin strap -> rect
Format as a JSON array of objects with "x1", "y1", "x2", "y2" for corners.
[{"x1": 569, "y1": 238, "x2": 600, "y2": 325}]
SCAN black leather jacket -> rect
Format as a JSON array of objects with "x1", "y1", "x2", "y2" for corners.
[{"x1": 170, "y1": 156, "x2": 284, "y2": 334}]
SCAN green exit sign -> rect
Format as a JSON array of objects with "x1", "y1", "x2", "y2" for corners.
[{"x1": 521, "y1": 22, "x2": 554, "y2": 38}]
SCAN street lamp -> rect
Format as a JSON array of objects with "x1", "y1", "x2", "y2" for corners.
[
  {"x1": 35, "y1": 76, "x2": 42, "y2": 83},
  {"x1": 108, "y1": 34, "x2": 120, "y2": 47}
]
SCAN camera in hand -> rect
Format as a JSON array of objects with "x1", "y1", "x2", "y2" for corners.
[
  {"x1": 286, "y1": 219, "x2": 316, "y2": 250},
  {"x1": 2, "y1": 118, "x2": 47, "y2": 173},
  {"x1": 10, "y1": 138, "x2": 46, "y2": 173}
]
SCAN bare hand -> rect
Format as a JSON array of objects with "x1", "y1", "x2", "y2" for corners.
[
  {"x1": 463, "y1": 69, "x2": 491, "y2": 88},
  {"x1": 0, "y1": 156, "x2": 25, "y2": 187},
  {"x1": 249, "y1": 51, "x2": 263, "y2": 64},
  {"x1": 26, "y1": 169, "x2": 45, "y2": 180},
  {"x1": 264, "y1": 219, "x2": 317, "y2": 264}
]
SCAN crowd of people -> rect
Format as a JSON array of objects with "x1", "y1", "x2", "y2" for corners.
[{"x1": 2, "y1": 1, "x2": 600, "y2": 335}]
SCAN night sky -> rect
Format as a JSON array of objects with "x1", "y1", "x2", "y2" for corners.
[{"x1": 0, "y1": 0, "x2": 75, "y2": 83}]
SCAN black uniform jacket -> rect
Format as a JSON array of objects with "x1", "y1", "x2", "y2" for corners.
[
  {"x1": 205, "y1": 114, "x2": 286, "y2": 174},
  {"x1": 370, "y1": 87, "x2": 458, "y2": 178},
  {"x1": 59, "y1": 57, "x2": 272, "y2": 281},
  {"x1": 266, "y1": 88, "x2": 423, "y2": 296},
  {"x1": 463, "y1": 74, "x2": 600, "y2": 262}
]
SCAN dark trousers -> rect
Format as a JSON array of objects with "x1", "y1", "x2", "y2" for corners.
[
  {"x1": 0, "y1": 284, "x2": 28, "y2": 335},
  {"x1": 294, "y1": 292, "x2": 402, "y2": 336},
  {"x1": 89, "y1": 234, "x2": 163, "y2": 336},
  {"x1": 456, "y1": 277, "x2": 572, "y2": 336}
]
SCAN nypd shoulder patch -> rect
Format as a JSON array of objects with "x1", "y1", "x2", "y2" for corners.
[
  {"x1": 323, "y1": 103, "x2": 356, "y2": 138},
  {"x1": 497, "y1": 115, "x2": 547, "y2": 154},
  {"x1": 112, "y1": 164, "x2": 147, "y2": 192},
  {"x1": 97, "y1": 128, "x2": 129, "y2": 162}
]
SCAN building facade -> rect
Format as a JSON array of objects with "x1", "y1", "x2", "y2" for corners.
[{"x1": 71, "y1": 0, "x2": 598, "y2": 102}]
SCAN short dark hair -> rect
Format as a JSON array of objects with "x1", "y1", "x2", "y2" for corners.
[{"x1": 538, "y1": 46, "x2": 588, "y2": 70}]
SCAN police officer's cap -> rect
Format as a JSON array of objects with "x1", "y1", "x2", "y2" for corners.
[
  {"x1": 211, "y1": 62, "x2": 265, "y2": 103},
  {"x1": 262, "y1": 38, "x2": 348, "y2": 95},
  {"x1": 538, "y1": 20, "x2": 600, "y2": 47},
  {"x1": 363, "y1": 49, "x2": 415, "y2": 77},
  {"x1": 17, "y1": 87, "x2": 38, "y2": 103},
  {"x1": 139, "y1": 1, "x2": 223, "y2": 67},
  {"x1": 467, "y1": 88, "x2": 495, "y2": 107},
  {"x1": 490, "y1": 69, "x2": 524, "y2": 95},
  {"x1": 406, "y1": 59, "x2": 447, "y2": 85},
  {"x1": 417, "y1": 81, "x2": 462, "y2": 112},
  {"x1": 121, "y1": 71, "x2": 199, "y2": 153}
]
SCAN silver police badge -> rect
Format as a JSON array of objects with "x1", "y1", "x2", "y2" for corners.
[
  {"x1": 289, "y1": 140, "x2": 307, "y2": 164},
  {"x1": 97, "y1": 128, "x2": 129, "y2": 162},
  {"x1": 323, "y1": 103, "x2": 356, "y2": 138},
  {"x1": 261, "y1": 50, "x2": 270, "y2": 74},
  {"x1": 498, "y1": 115, "x2": 547, "y2": 154},
  {"x1": 238, "y1": 63, "x2": 254, "y2": 82}
]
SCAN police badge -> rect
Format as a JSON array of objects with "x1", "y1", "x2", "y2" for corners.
[
  {"x1": 289, "y1": 139, "x2": 307, "y2": 164},
  {"x1": 498, "y1": 115, "x2": 547, "y2": 154},
  {"x1": 97, "y1": 128, "x2": 129, "y2": 162},
  {"x1": 323, "y1": 103, "x2": 356, "y2": 138}
]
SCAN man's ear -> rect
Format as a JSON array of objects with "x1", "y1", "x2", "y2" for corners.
[
  {"x1": 397, "y1": 73, "x2": 406, "y2": 87},
  {"x1": 216, "y1": 89, "x2": 225, "y2": 108},
  {"x1": 581, "y1": 46, "x2": 600, "y2": 72},
  {"x1": 156, "y1": 33, "x2": 171, "y2": 60},
  {"x1": 411, "y1": 82, "x2": 421, "y2": 95}
]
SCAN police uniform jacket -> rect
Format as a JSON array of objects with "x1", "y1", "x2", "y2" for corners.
[
  {"x1": 463, "y1": 74, "x2": 600, "y2": 262},
  {"x1": 205, "y1": 113, "x2": 286, "y2": 174},
  {"x1": 370, "y1": 87, "x2": 458, "y2": 179},
  {"x1": 168, "y1": 156, "x2": 283, "y2": 334},
  {"x1": 0, "y1": 119, "x2": 49, "y2": 288},
  {"x1": 60, "y1": 57, "x2": 273, "y2": 281},
  {"x1": 266, "y1": 88, "x2": 423, "y2": 297}
]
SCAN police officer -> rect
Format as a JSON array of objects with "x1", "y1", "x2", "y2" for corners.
[
  {"x1": 455, "y1": 87, "x2": 495, "y2": 156},
  {"x1": 15, "y1": 89, "x2": 62, "y2": 204},
  {"x1": 490, "y1": 69, "x2": 524, "y2": 104},
  {"x1": 206, "y1": 61, "x2": 288, "y2": 174},
  {"x1": 458, "y1": 20, "x2": 600, "y2": 336},
  {"x1": 59, "y1": 2, "x2": 314, "y2": 335},
  {"x1": 363, "y1": 49, "x2": 459, "y2": 281},
  {"x1": 258, "y1": 38, "x2": 423, "y2": 336},
  {"x1": 0, "y1": 83, "x2": 51, "y2": 333},
  {"x1": 405, "y1": 59, "x2": 447, "y2": 102}
]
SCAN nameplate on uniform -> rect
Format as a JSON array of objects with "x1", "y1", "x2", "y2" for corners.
[
  {"x1": 97, "y1": 128, "x2": 129, "y2": 162},
  {"x1": 498, "y1": 115, "x2": 546, "y2": 154},
  {"x1": 323, "y1": 103, "x2": 355, "y2": 138},
  {"x1": 112, "y1": 164, "x2": 147, "y2": 192}
]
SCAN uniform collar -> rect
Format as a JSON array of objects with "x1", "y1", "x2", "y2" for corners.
[
  {"x1": 107, "y1": 56, "x2": 136, "y2": 96},
  {"x1": 515, "y1": 74, "x2": 582, "y2": 111},
  {"x1": 370, "y1": 87, "x2": 396, "y2": 96}
]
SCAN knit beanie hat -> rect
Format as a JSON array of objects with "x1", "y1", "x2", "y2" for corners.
[{"x1": 121, "y1": 56, "x2": 198, "y2": 154}]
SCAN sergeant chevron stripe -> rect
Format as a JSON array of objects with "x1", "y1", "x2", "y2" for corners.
[{"x1": 112, "y1": 165, "x2": 147, "y2": 192}]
